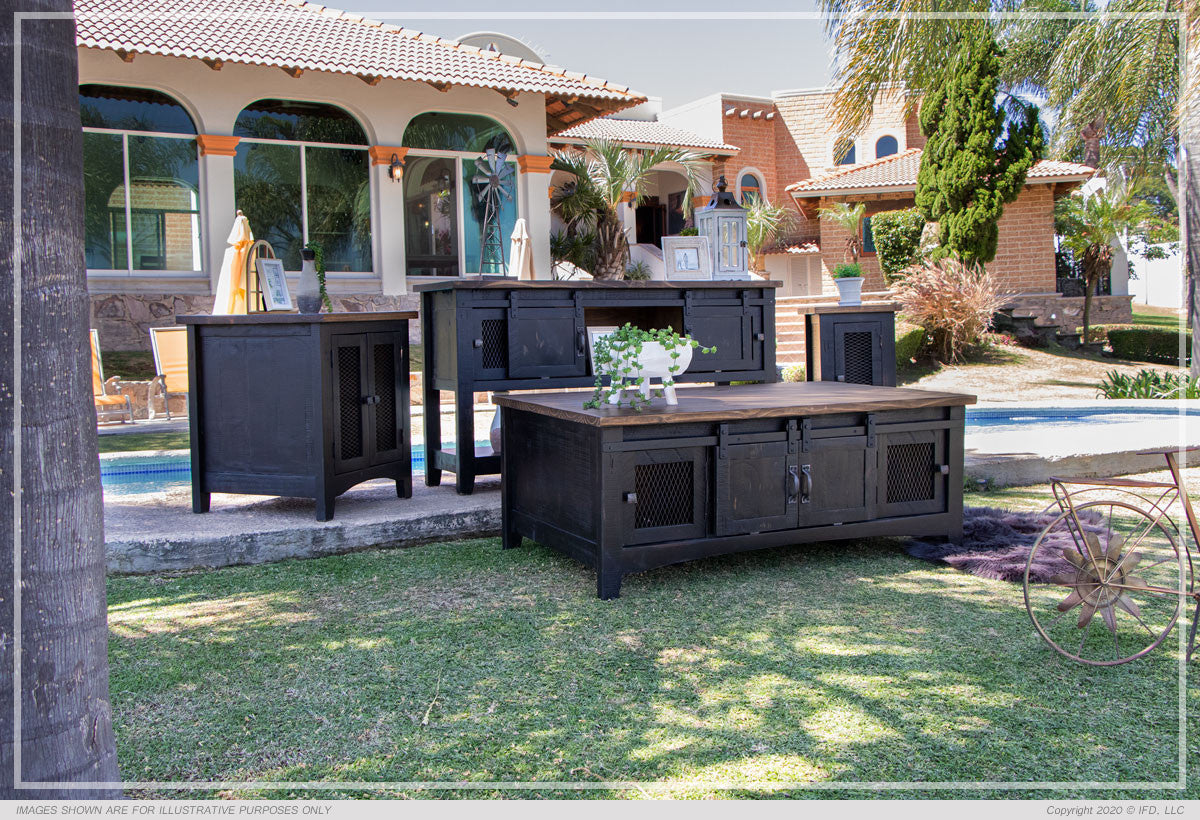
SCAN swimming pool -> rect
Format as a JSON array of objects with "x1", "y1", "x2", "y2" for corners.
[
  {"x1": 99, "y1": 441, "x2": 492, "y2": 496},
  {"x1": 966, "y1": 404, "x2": 1197, "y2": 435}
]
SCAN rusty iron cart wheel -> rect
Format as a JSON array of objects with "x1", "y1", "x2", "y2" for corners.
[{"x1": 1023, "y1": 499, "x2": 1190, "y2": 666}]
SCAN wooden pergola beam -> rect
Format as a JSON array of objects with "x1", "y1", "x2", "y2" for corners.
[
  {"x1": 426, "y1": 80, "x2": 452, "y2": 93},
  {"x1": 359, "y1": 74, "x2": 382, "y2": 86},
  {"x1": 115, "y1": 49, "x2": 135, "y2": 63},
  {"x1": 281, "y1": 66, "x2": 303, "y2": 79},
  {"x1": 202, "y1": 58, "x2": 223, "y2": 71}
]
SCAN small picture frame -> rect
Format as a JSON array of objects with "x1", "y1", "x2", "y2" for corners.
[
  {"x1": 662, "y1": 235, "x2": 713, "y2": 281},
  {"x1": 587, "y1": 326, "x2": 619, "y2": 374},
  {"x1": 256, "y1": 258, "x2": 292, "y2": 312}
]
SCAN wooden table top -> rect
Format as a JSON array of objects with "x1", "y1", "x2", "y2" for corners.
[
  {"x1": 794, "y1": 302, "x2": 900, "y2": 315},
  {"x1": 179, "y1": 311, "x2": 418, "y2": 325},
  {"x1": 414, "y1": 278, "x2": 780, "y2": 292},
  {"x1": 494, "y1": 382, "x2": 976, "y2": 427}
]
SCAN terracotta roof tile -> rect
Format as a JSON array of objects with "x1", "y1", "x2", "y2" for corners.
[
  {"x1": 551, "y1": 118, "x2": 739, "y2": 154},
  {"x1": 786, "y1": 148, "x2": 1094, "y2": 196},
  {"x1": 74, "y1": 0, "x2": 645, "y2": 124}
]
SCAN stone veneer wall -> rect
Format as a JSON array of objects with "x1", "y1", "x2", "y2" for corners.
[{"x1": 90, "y1": 292, "x2": 422, "y2": 351}]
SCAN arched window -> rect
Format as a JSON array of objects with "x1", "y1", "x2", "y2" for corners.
[
  {"x1": 836, "y1": 143, "x2": 856, "y2": 165},
  {"x1": 234, "y1": 100, "x2": 371, "y2": 272},
  {"x1": 402, "y1": 113, "x2": 521, "y2": 277},
  {"x1": 80, "y1": 85, "x2": 201, "y2": 274},
  {"x1": 402, "y1": 112, "x2": 514, "y2": 154},
  {"x1": 738, "y1": 172, "x2": 763, "y2": 204},
  {"x1": 875, "y1": 135, "x2": 899, "y2": 159}
]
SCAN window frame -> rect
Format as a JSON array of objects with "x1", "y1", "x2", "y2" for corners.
[
  {"x1": 234, "y1": 133, "x2": 376, "y2": 277},
  {"x1": 874, "y1": 133, "x2": 901, "y2": 160},
  {"x1": 83, "y1": 125, "x2": 204, "y2": 279},
  {"x1": 735, "y1": 169, "x2": 766, "y2": 204},
  {"x1": 403, "y1": 146, "x2": 522, "y2": 280}
]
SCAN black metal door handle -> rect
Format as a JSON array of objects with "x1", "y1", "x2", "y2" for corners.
[
  {"x1": 800, "y1": 464, "x2": 812, "y2": 504},
  {"x1": 362, "y1": 395, "x2": 379, "y2": 405},
  {"x1": 577, "y1": 329, "x2": 587, "y2": 355},
  {"x1": 787, "y1": 465, "x2": 800, "y2": 503},
  {"x1": 473, "y1": 338, "x2": 484, "y2": 349}
]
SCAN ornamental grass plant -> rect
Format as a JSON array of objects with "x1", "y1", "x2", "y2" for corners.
[{"x1": 895, "y1": 258, "x2": 1004, "y2": 362}]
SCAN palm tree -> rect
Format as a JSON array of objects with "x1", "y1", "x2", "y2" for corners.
[
  {"x1": 0, "y1": 1, "x2": 122, "y2": 796},
  {"x1": 817, "y1": 0, "x2": 1179, "y2": 174},
  {"x1": 819, "y1": 201, "x2": 868, "y2": 265},
  {"x1": 1056, "y1": 176, "x2": 1165, "y2": 342},
  {"x1": 743, "y1": 195, "x2": 797, "y2": 273},
  {"x1": 550, "y1": 139, "x2": 707, "y2": 279}
]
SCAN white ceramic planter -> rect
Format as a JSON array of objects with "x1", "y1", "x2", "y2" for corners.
[
  {"x1": 835, "y1": 276, "x2": 864, "y2": 306},
  {"x1": 606, "y1": 341, "x2": 693, "y2": 405}
]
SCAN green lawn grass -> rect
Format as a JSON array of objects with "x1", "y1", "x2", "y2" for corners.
[
  {"x1": 102, "y1": 350, "x2": 157, "y2": 380},
  {"x1": 107, "y1": 482, "x2": 1199, "y2": 799},
  {"x1": 98, "y1": 431, "x2": 190, "y2": 453},
  {"x1": 1132, "y1": 308, "x2": 1188, "y2": 330}
]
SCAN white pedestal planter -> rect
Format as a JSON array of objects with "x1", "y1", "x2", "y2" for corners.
[
  {"x1": 835, "y1": 276, "x2": 864, "y2": 306},
  {"x1": 606, "y1": 342, "x2": 693, "y2": 406}
]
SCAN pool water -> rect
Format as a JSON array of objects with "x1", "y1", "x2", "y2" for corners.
[
  {"x1": 100, "y1": 441, "x2": 492, "y2": 496},
  {"x1": 965, "y1": 405, "x2": 1195, "y2": 436}
]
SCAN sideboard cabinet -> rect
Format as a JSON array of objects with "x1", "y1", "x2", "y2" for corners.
[
  {"x1": 416, "y1": 279, "x2": 779, "y2": 494},
  {"x1": 494, "y1": 382, "x2": 974, "y2": 598},
  {"x1": 180, "y1": 313, "x2": 415, "y2": 520}
]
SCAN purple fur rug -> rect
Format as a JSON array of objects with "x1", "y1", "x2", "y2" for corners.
[{"x1": 905, "y1": 506, "x2": 1107, "y2": 583}]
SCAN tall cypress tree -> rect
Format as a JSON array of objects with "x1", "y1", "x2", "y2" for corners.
[{"x1": 915, "y1": 24, "x2": 1044, "y2": 267}]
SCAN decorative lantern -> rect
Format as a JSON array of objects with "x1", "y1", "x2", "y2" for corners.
[{"x1": 693, "y1": 175, "x2": 750, "y2": 280}]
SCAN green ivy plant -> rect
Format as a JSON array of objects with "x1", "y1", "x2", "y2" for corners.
[
  {"x1": 585, "y1": 323, "x2": 715, "y2": 411},
  {"x1": 304, "y1": 241, "x2": 334, "y2": 312}
]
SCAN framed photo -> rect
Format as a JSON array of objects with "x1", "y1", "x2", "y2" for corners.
[
  {"x1": 256, "y1": 258, "x2": 292, "y2": 312},
  {"x1": 587, "y1": 326, "x2": 619, "y2": 374},
  {"x1": 662, "y1": 235, "x2": 712, "y2": 281}
]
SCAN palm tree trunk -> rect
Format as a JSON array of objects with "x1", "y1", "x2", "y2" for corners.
[
  {"x1": 0, "y1": 0, "x2": 122, "y2": 797},
  {"x1": 1080, "y1": 114, "x2": 1105, "y2": 170}
]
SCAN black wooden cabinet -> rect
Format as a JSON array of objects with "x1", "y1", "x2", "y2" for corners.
[
  {"x1": 181, "y1": 313, "x2": 415, "y2": 521},
  {"x1": 801, "y1": 303, "x2": 899, "y2": 387},
  {"x1": 496, "y1": 382, "x2": 973, "y2": 598},
  {"x1": 417, "y1": 279, "x2": 778, "y2": 494}
]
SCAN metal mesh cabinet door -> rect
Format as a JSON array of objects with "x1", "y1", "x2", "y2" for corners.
[
  {"x1": 331, "y1": 334, "x2": 370, "y2": 473},
  {"x1": 367, "y1": 331, "x2": 406, "y2": 465},
  {"x1": 617, "y1": 447, "x2": 709, "y2": 546},
  {"x1": 833, "y1": 321, "x2": 882, "y2": 385},
  {"x1": 876, "y1": 429, "x2": 948, "y2": 517},
  {"x1": 465, "y1": 308, "x2": 509, "y2": 381}
]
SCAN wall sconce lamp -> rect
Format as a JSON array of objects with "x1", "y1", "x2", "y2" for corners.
[
  {"x1": 389, "y1": 153, "x2": 405, "y2": 183},
  {"x1": 506, "y1": 96, "x2": 519, "y2": 108}
]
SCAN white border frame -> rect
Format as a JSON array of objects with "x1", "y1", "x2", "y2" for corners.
[
  {"x1": 11, "y1": 7, "x2": 1189, "y2": 795},
  {"x1": 255, "y1": 257, "x2": 292, "y2": 311}
]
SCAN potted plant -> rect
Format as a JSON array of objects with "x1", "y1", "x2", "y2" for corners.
[
  {"x1": 832, "y1": 262, "x2": 865, "y2": 305},
  {"x1": 585, "y1": 324, "x2": 715, "y2": 410}
]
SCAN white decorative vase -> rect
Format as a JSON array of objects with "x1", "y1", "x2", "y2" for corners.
[
  {"x1": 296, "y1": 248, "x2": 323, "y2": 314},
  {"x1": 606, "y1": 341, "x2": 693, "y2": 406},
  {"x1": 489, "y1": 407, "x2": 502, "y2": 453},
  {"x1": 835, "y1": 276, "x2": 864, "y2": 306}
]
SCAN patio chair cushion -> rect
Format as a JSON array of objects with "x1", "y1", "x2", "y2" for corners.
[
  {"x1": 94, "y1": 394, "x2": 129, "y2": 407},
  {"x1": 151, "y1": 327, "x2": 189, "y2": 394}
]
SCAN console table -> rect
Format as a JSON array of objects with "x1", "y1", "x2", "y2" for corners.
[
  {"x1": 416, "y1": 279, "x2": 778, "y2": 494},
  {"x1": 181, "y1": 312, "x2": 415, "y2": 521},
  {"x1": 799, "y1": 302, "x2": 899, "y2": 387},
  {"x1": 494, "y1": 382, "x2": 974, "y2": 598}
]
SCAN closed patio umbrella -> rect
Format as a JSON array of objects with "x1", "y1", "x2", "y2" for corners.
[
  {"x1": 212, "y1": 210, "x2": 254, "y2": 314},
  {"x1": 508, "y1": 218, "x2": 533, "y2": 280}
]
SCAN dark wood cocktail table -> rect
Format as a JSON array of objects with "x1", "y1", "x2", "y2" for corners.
[{"x1": 494, "y1": 382, "x2": 976, "y2": 598}]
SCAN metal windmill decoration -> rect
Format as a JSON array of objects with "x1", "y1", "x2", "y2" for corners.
[{"x1": 471, "y1": 148, "x2": 514, "y2": 275}]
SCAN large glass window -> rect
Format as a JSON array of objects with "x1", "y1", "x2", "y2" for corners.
[
  {"x1": 80, "y1": 85, "x2": 201, "y2": 275},
  {"x1": 836, "y1": 143, "x2": 856, "y2": 165},
  {"x1": 233, "y1": 100, "x2": 372, "y2": 273},
  {"x1": 402, "y1": 112, "x2": 521, "y2": 277}
]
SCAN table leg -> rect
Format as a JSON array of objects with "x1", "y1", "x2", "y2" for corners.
[
  {"x1": 316, "y1": 493, "x2": 335, "y2": 522},
  {"x1": 192, "y1": 491, "x2": 210, "y2": 514},
  {"x1": 454, "y1": 393, "x2": 475, "y2": 495},
  {"x1": 423, "y1": 380, "x2": 441, "y2": 488},
  {"x1": 597, "y1": 568, "x2": 622, "y2": 600}
]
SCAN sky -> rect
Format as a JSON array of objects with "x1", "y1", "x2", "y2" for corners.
[{"x1": 344, "y1": 1, "x2": 833, "y2": 110}]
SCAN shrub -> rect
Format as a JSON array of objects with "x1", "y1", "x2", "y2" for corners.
[
  {"x1": 679, "y1": 227, "x2": 698, "y2": 236},
  {"x1": 895, "y1": 321, "x2": 927, "y2": 366},
  {"x1": 1077, "y1": 324, "x2": 1134, "y2": 344},
  {"x1": 870, "y1": 208, "x2": 925, "y2": 282},
  {"x1": 894, "y1": 259, "x2": 1004, "y2": 361},
  {"x1": 1107, "y1": 328, "x2": 1192, "y2": 365},
  {"x1": 781, "y1": 363, "x2": 806, "y2": 382},
  {"x1": 833, "y1": 262, "x2": 863, "y2": 279},
  {"x1": 1097, "y1": 368, "x2": 1200, "y2": 399},
  {"x1": 980, "y1": 331, "x2": 1018, "y2": 347},
  {"x1": 624, "y1": 260, "x2": 652, "y2": 281}
]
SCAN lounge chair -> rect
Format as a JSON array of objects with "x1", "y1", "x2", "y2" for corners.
[
  {"x1": 91, "y1": 329, "x2": 134, "y2": 424},
  {"x1": 149, "y1": 326, "x2": 189, "y2": 420}
]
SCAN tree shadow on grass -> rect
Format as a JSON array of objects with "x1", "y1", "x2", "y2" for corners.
[{"x1": 106, "y1": 537, "x2": 1194, "y2": 799}]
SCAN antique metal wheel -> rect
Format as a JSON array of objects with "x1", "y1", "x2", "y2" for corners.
[{"x1": 1024, "y1": 500, "x2": 1189, "y2": 666}]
